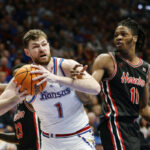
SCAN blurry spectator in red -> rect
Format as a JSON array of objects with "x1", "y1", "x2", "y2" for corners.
[
  {"x1": 0, "y1": 71, "x2": 7, "y2": 83},
  {"x1": 0, "y1": 57, "x2": 11, "y2": 77}
]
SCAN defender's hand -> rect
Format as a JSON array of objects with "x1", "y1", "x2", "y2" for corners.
[{"x1": 70, "y1": 64, "x2": 88, "y2": 79}]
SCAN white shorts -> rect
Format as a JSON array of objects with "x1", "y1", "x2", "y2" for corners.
[{"x1": 41, "y1": 128, "x2": 96, "y2": 150}]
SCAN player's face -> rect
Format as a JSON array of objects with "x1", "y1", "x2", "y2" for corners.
[
  {"x1": 25, "y1": 36, "x2": 51, "y2": 65},
  {"x1": 114, "y1": 26, "x2": 137, "y2": 54}
]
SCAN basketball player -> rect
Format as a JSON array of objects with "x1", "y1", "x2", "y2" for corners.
[
  {"x1": 0, "y1": 100, "x2": 41, "y2": 150},
  {"x1": 21, "y1": 29, "x2": 100, "y2": 150},
  {"x1": 71, "y1": 18, "x2": 150, "y2": 150},
  {"x1": 0, "y1": 64, "x2": 41, "y2": 150}
]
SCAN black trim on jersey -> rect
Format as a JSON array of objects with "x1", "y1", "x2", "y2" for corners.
[{"x1": 118, "y1": 55, "x2": 143, "y2": 68}]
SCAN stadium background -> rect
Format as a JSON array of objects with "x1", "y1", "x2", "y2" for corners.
[{"x1": 0, "y1": 0, "x2": 149, "y2": 149}]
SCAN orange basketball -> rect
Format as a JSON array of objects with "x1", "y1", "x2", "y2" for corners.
[{"x1": 14, "y1": 64, "x2": 47, "y2": 95}]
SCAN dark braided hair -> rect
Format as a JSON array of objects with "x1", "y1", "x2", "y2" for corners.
[{"x1": 118, "y1": 18, "x2": 145, "y2": 51}]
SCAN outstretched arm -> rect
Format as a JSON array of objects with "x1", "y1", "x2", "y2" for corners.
[
  {"x1": 0, "y1": 84, "x2": 7, "y2": 93},
  {"x1": 71, "y1": 54, "x2": 114, "y2": 104},
  {"x1": 31, "y1": 60, "x2": 101, "y2": 95},
  {"x1": 0, "y1": 132, "x2": 18, "y2": 144},
  {"x1": 0, "y1": 79, "x2": 27, "y2": 115}
]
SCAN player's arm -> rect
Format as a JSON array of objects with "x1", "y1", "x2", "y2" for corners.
[
  {"x1": 75, "y1": 54, "x2": 112, "y2": 104},
  {"x1": 0, "y1": 83, "x2": 8, "y2": 93},
  {"x1": 0, "y1": 78, "x2": 27, "y2": 115},
  {"x1": 61, "y1": 59, "x2": 101, "y2": 95},
  {"x1": 0, "y1": 132, "x2": 18, "y2": 144},
  {"x1": 140, "y1": 70, "x2": 150, "y2": 122},
  {"x1": 31, "y1": 60, "x2": 101, "y2": 95}
]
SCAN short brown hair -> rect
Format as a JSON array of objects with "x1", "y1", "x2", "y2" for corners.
[{"x1": 23, "y1": 29, "x2": 48, "y2": 48}]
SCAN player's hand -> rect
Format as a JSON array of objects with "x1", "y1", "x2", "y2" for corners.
[
  {"x1": 7, "y1": 79, "x2": 27, "y2": 102},
  {"x1": 16, "y1": 85, "x2": 28, "y2": 102},
  {"x1": 30, "y1": 64, "x2": 58, "y2": 85},
  {"x1": 70, "y1": 64, "x2": 88, "y2": 79},
  {"x1": 12, "y1": 81, "x2": 27, "y2": 101}
]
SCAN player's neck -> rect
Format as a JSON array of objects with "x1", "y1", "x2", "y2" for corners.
[
  {"x1": 47, "y1": 59, "x2": 54, "y2": 72},
  {"x1": 117, "y1": 47, "x2": 135, "y2": 60},
  {"x1": 118, "y1": 52, "x2": 140, "y2": 64}
]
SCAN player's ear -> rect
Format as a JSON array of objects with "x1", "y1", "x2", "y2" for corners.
[
  {"x1": 133, "y1": 35, "x2": 138, "y2": 43},
  {"x1": 24, "y1": 48, "x2": 30, "y2": 57}
]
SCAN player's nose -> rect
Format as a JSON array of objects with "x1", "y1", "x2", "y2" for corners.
[
  {"x1": 115, "y1": 34, "x2": 123, "y2": 41},
  {"x1": 39, "y1": 45, "x2": 46, "y2": 52}
]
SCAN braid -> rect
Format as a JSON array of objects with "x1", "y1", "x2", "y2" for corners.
[
  {"x1": 137, "y1": 27, "x2": 145, "y2": 50},
  {"x1": 118, "y1": 18, "x2": 145, "y2": 51}
]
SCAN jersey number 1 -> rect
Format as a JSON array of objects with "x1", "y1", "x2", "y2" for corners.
[
  {"x1": 130, "y1": 87, "x2": 139, "y2": 104},
  {"x1": 55, "y1": 102, "x2": 63, "y2": 118}
]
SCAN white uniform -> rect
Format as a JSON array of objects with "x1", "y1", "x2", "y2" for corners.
[{"x1": 28, "y1": 57, "x2": 96, "y2": 150}]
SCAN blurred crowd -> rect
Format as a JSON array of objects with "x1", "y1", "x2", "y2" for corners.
[{"x1": 0, "y1": 0, "x2": 149, "y2": 149}]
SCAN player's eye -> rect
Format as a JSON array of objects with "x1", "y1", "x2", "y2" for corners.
[
  {"x1": 114, "y1": 33, "x2": 118, "y2": 38},
  {"x1": 42, "y1": 43, "x2": 47, "y2": 46},
  {"x1": 121, "y1": 33, "x2": 126, "y2": 36},
  {"x1": 32, "y1": 45, "x2": 39, "y2": 49}
]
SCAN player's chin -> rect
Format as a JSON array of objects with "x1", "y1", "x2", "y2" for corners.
[
  {"x1": 39, "y1": 60, "x2": 49, "y2": 65},
  {"x1": 35, "y1": 58, "x2": 50, "y2": 65},
  {"x1": 115, "y1": 49, "x2": 121, "y2": 52},
  {"x1": 115, "y1": 48, "x2": 128, "y2": 55},
  {"x1": 115, "y1": 46, "x2": 125, "y2": 52}
]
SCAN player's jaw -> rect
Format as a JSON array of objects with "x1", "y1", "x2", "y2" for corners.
[
  {"x1": 33, "y1": 53, "x2": 51, "y2": 65},
  {"x1": 114, "y1": 39, "x2": 126, "y2": 53},
  {"x1": 114, "y1": 37, "x2": 134, "y2": 54}
]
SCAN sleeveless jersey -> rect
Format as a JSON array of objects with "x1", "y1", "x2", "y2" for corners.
[
  {"x1": 14, "y1": 101, "x2": 41, "y2": 150},
  {"x1": 101, "y1": 52, "x2": 149, "y2": 119},
  {"x1": 29, "y1": 57, "x2": 89, "y2": 134}
]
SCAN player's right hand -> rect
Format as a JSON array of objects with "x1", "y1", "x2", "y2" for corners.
[{"x1": 70, "y1": 64, "x2": 88, "y2": 79}]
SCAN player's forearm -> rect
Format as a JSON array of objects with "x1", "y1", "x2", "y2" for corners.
[
  {"x1": 0, "y1": 132, "x2": 18, "y2": 144},
  {"x1": 0, "y1": 84, "x2": 8, "y2": 92},
  {"x1": 52, "y1": 75, "x2": 100, "y2": 95},
  {"x1": 75, "y1": 91, "x2": 98, "y2": 104},
  {"x1": 75, "y1": 91, "x2": 91, "y2": 104},
  {"x1": 140, "y1": 105, "x2": 150, "y2": 122},
  {"x1": 0, "y1": 95, "x2": 19, "y2": 115}
]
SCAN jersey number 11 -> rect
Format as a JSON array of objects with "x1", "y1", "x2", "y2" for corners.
[{"x1": 130, "y1": 87, "x2": 139, "y2": 104}]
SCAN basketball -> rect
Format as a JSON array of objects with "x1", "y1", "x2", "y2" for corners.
[{"x1": 14, "y1": 64, "x2": 47, "y2": 95}]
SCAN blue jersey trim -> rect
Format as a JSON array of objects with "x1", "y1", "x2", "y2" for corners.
[
  {"x1": 27, "y1": 95, "x2": 36, "y2": 104},
  {"x1": 52, "y1": 57, "x2": 56, "y2": 75},
  {"x1": 59, "y1": 59, "x2": 66, "y2": 76}
]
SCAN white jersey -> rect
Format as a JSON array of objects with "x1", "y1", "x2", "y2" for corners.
[{"x1": 29, "y1": 57, "x2": 89, "y2": 134}]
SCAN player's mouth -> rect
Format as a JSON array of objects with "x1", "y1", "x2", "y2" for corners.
[
  {"x1": 40, "y1": 54, "x2": 47, "y2": 59},
  {"x1": 116, "y1": 42, "x2": 123, "y2": 48}
]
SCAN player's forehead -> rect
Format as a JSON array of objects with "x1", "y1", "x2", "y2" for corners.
[
  {"x1": 114, "y1": 25, "x2": 132, "y2": 34},
  {"x1": 28, "y1": 36, "x2": 48, "y2": 46}
]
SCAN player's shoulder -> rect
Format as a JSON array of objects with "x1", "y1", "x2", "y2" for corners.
[
  {"x1": 94, "y1": 53, "x2": 114, "y2": 68},
  {"x1": 95, "y1": 53, "x2": 113, "y2": 61},
  {"x1": 59, "y1": 58, "x2": 79, "y2": 68},
  {"x1": 63, "y1": 58, "x2": 78, "y2": 64},
  {"x1": 57, "y1": 58, "x2": 80, "y2": 76},
  {"x1": 53, "y1": 57, "x2": 78, "y2": 65}
]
